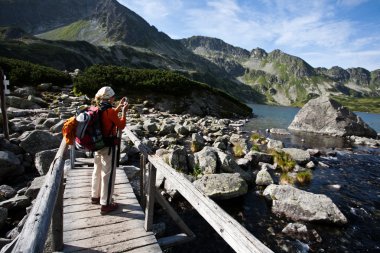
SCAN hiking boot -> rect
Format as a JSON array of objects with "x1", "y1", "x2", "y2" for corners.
[
  {"x1": 100, "y1": 202, "x2": 119, "y2": 215},
  {"x1": 91, "y1": 197, "x2": 100, "y2": 204}
]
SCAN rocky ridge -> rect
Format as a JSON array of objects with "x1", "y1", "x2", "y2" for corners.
[{"x1": 1, "y1": 1, "x2": 379, "y2": 106}]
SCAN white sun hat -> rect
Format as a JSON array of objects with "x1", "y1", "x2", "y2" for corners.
[{"x1": 95, "y1": 86, "x2": 115, "y2": 100}]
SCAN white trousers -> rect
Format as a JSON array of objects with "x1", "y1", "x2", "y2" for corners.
[{"x1": 91, "y1": 146, "x2": 116, "y2": 206}]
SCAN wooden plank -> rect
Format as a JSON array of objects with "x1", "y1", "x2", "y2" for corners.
[
  {"x1": 64, "y1": 227, "x2": 155, "y2": 252},
  {"x1": 81, "y1": 235, "x2": 160, "y2": 253},
  {"x1": 64, "y1": 206, "x2": 142, "y2": 221},
  {"x1": 64, "y1": 210, "x2": 145, "y2": 231},
  {"x1": 63, "y1": 219, "x2": 143, "y2": 242}
]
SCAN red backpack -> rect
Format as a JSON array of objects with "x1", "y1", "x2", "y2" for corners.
[{"x1": 75, "y1": 106, "x2": 105, "y2": 151}]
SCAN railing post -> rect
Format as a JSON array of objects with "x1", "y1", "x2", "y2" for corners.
[
  {"x1": 0, "y1": 68, "x2": 9, "y2": 140},
  {"x1": 51, "y1": 173, "x2": 64, "y2": 251},
  {"x1": 70, "y1": 145, "x2": 75, "y2": 169},
  {"x1": 140, "y1": 154, "x2": 146, "y2": 209},
  {"x1": 144, "y1": 162, "x2": 156, "y2": 231}
]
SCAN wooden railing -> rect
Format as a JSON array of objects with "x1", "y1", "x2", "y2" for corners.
[
  {"x1": 1, "y1": 139, "x2": 68, "y2": 253},
  {"x1": 125, "y1": 128, "x2": 274, "y2": 253}
]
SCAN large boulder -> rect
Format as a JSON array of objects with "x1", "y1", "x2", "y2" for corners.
[
  {"x1": 35, "y1": 149, "x2": 57, "y2": 175},
  {"x1": 282, "y1": 148, "x2": 311, "y2": 165},
  {"x1": 0, "y1": 151, "x2": 23, "y2": 181},
  {"x1": 194, "y1": 146, "x2": 218, "y2": 174},
  {"x1": 288, "y1": 96, "x2": 377, "y2": 137},
  {"x1": 263, "y1": 184, "x2": 347, "y2": 224},
  {"x1": 19, "y1": 130, "x2": 61, "y2": 155},
  {"x1": 217, "y1": 150, "x2": 253, "y2": 182},
  {"x1": 194, "y1": 173, "x2": 248, "y2": 199}
]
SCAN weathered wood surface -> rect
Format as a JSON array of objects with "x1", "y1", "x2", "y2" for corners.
[
  {"x1": 9, "y1": 139, "x2": 67, "y2": 253},
  {"x1": 63, "y1": 166, "x2": 162, "y2": 253}
]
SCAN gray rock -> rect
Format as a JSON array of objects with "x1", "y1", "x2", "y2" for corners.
[
  {"x1": 288, "y1": 96, "x2": 377, "y2": 138},
  {"x1": 50, "y1": 119, "x2": 65, "y2": 133},
  {"x1": 25, "y1": 176, "x2": 46, "y2": 199},
  {"x1": 174, "y1": 124, "x2": 189, "y2": 136},
  {"x1": 282, "y1": 223, "x2": 309, "y2": 241},
  {"x1": 213, "y1": 141, "x2": 227, "y2": 150},
  {"x1": 255, "y1": 169, "x2": 273, "y2": 186},
  {"x1": 159, "y1": 122, "x2": 175, "y2": 136},
  {"x1": 27, "y1": 95, "x2": 48, "y2": 107},
  {"x1": 194, "y1": 173, "x2": 248, "y2": 200},
  {"x1": 282, "y1": 148, "x2": 311, "y2": 165},
  {"x1": 0, "y1": 138, "x2": 23, "y2": 154},
  {"x1": 263, "y1": 184, "x2": 347, "y2": 224},
  {"x1": 244, "y1": 151, "x2": 273, "y2": 166},
  {"x1": 270, "y1": 128, "x2": 290, "y2": 135},
  {"x1": 143, "y1": 120, "x2": 159, "y2": 134},
  {"x1": 194, "y1": 146, "x2": 218, "y2": 174},
  {"x1": 35, "y1": 149, "x2": 57, "y2": 175},
  {"x1": 42, "y1": 118, "x2": 61, "y2": 128},
  {"x1": 191, "y1": 133, "x2": 205, "y2": 150},
  {"x1": 13, "y1": 87, "x2": 37, "y2": 97},
  {"x1": 0, "y1": 195, "x2": 30, "y2": 211},
  {"x1": 306, "y1": 161, "x2": 316, "y2": 169},
  {"x1": 0, "y1": 185, "x2": 17, "y2": 199},
  {"x1": 267, "y1": 139, "x2": 284, "y2": 149},
  {"x1": 349, "y1": 135, "x2": 380, "y2": 147},
  {"x1": 217, "y1": 150, "x2": 253, "y2": 182},
  {"x1": 168, "y1": 146, "x2": 188, "y2": 173},
  {"x1": 0, "y1": 151, "x2": 23, "y2": 181},
  {"x1": 236, "y1": 158, "x2": 251, "y2": 170},
  {"x1": 38, "y1": 83, "x2": 52, "y2": 91},
  {"x1": 6, "y1": 96, "x2": 41, "y2": 109},
  {"x1": 19, "y1": 130, "x2": 61, "y2": 155}
]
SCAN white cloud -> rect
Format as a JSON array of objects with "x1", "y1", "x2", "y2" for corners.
[{"x1": 117, "y1": 0, "x2": 183, "y2": 21}]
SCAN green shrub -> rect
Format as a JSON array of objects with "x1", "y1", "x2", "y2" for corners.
[
  {"x1": 280, "y1": 173, "x2": 295, "y2": 185},
  {"x1": 296, "y1": 170, "x2": 312, "y2": 184},
  {"x1": 233, "y1": 142, "x2": 245, "y2": 158},
  {"x1": 191, "y1": 163, "x2": 203, "y2": 178},
  {"x1": 269, "y1": 149, "x2": 296, "y2": 172},
  {"x1": 251, "y1": 144, "x2": 260, "y2": 152},
  {"x1": 0, "y1": 57, "x2": 71, "y2": 87}
]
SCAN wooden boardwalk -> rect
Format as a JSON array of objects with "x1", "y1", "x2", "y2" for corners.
[{"x1": 62, "y1": 164, "x2": 162, "y2": 253}]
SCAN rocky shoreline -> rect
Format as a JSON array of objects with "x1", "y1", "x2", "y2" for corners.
[{"x1": 0, "y1": 85, "x2": 379, "y2": 251}]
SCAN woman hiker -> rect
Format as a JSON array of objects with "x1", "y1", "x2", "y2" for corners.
[{"x1": 91, "y1": 86, "x2": 128, "y2": 215}]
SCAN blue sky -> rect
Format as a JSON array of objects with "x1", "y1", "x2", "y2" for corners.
[{"x1": 117, "y1": 0, "x2": 380, "y2": 71}]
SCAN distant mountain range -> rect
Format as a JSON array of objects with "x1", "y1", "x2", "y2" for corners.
[{"x1": 0, "y1": 0, "x2": 379, "y2": 106}]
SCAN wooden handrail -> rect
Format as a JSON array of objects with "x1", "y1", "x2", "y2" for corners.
[
  {"x1": 2, "y1": 139, "x2": 68, "y2": 253},
  {"x1": 124, "y1": 127, "x2": 273, "y2": 253}
]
